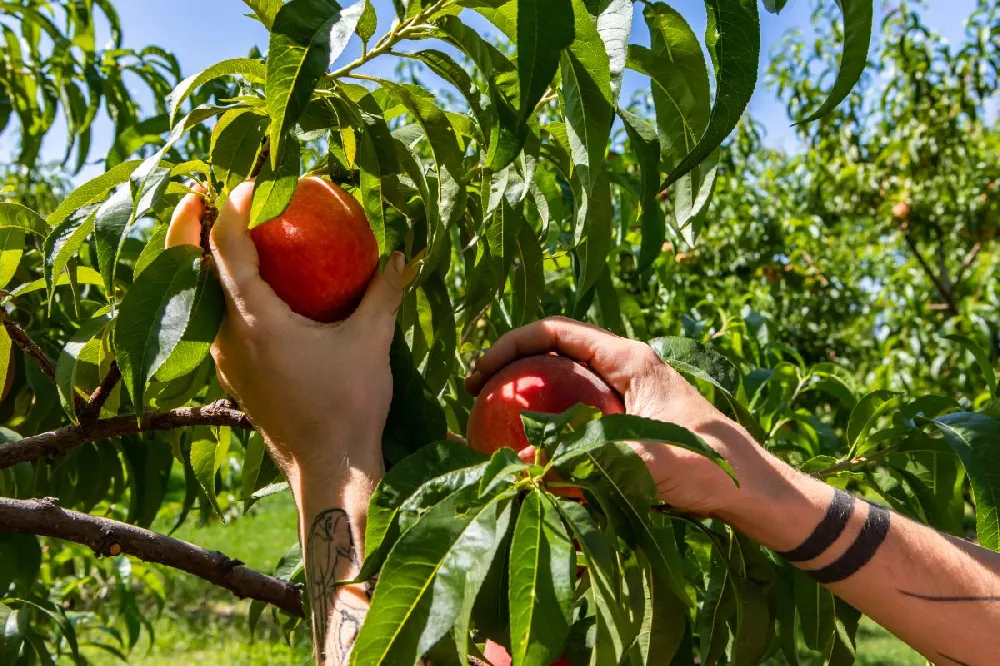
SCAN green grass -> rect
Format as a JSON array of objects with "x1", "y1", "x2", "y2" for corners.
[
  {"x1": 81, "y1": 494, "x2": 928, "y2": 665},
  {"x1": 84, "y1": 493, "x2": 312, "y2": 666}
]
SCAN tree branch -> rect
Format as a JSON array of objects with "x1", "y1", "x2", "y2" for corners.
[
  {"x1": 1, "y1": 311, "x2": 57, "y2": 384},
  {"x1": 952, "y1": 242, "x2": 983, "y2": 290},
  {"x1": 0, "y1": 400, "x2": 252, "y2": 469},
  {"x1": 901, "y1": 231, "x2": 959, "y2": 316},
  {"x1": 0, "y1": 497, "x2": 303, "y2": 618},
  {"x1": 1, "y1": 311, "x2": 89, "y2": 412},
  {"x1": 78, "y1": 362, "x2": 121, "y2": 424}
]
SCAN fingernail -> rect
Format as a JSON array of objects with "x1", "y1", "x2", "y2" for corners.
[{"x1": 392, "y1": 252, "x2": 405, "y2": 273}]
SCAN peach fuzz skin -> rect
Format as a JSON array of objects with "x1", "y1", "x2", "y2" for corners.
[
  {"x1": 249, "y1": 176, "x2": 379, "y2": 323},
  {"x1": 466, "y1": 354, "x2": 625, "y2": 456}
]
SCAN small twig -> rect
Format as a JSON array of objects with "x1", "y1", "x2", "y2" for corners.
[
  {"x1": 327, "y1": 0, "x2": 446, "y2": 80},
  {"x1": 199, "y1": 203, "x2": 218, "y2": 259},
  {"x1": 0, "y1": 497, "x2": 303, "y2": 618},
  {"x1": 952, "y1": 242, "x2": 983, "y2": 290},
  {"x1": 800, "y1": 250, "x2": 830, "y2": 287},
  {"x1": 0, "y1": 399, "x2": 252, "y2": 469},
  {"x1": 250, "y1": 137, "x2": 270, "y2": 180},
  {"x1": 812, "y1": 457, "x2": 870, "y2": 478},
  {"x1": 812, "y1": 448, "x2": 897, "y2": 478},
  {"x1": 460, "y1": 304, "x2": 491, "y2": 348},
  {"x1": 901, "y1": 230, "x2": 959, "y2": 316},
  {"x1": 1, "y1": 311, "x2": 57, "y2": 384},
  {"x1": 78, "y1": 362, "x2": 121, "y2": 424}
]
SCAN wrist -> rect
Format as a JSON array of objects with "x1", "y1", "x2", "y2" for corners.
[{"x1": 712, "y1": 447, "x2": 834, "y2": 552}]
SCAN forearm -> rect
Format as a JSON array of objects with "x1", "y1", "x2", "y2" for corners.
[
  {"x1": 286, "y1": 450, "x2": 383, "y2": 666},
  {"x1": 714, "y1": 440, "x2": 1000, "y2": 665}
]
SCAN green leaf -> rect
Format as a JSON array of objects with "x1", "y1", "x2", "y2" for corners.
[
  {"x1": 356, "y1": 0, "x2": 377, "y2": 46},
  {"x1": 728, "y1": 537, "x2": 772, "y2": 666},
  {"x1": 551, "y1": 413, "x2": 736, "y2": 482},
  {"x1": 660, "y1": 0, "x2": 760, "y2": 191},
  {"x1": 932, "y1": 413, "x2": 1000, "y2": 549},
  {"x1": 408, "y1": 49, "x2": 485, "y2": 133},
  {"x1": 509, "y1": 489, "x2": 575, "y2": 666},
  {"x1": 168, "y1": 58, "x2": 266, "y2": 126},
  {"x1": 377, "y1": 81, "x2": 465, "y2": 233},
  {"x1": 697, "y1": 547, "x2": 734, "y2": 665},
  {"x1": 511, "y1": 221, "x2": 544, "y2": 327},
  {"x1": 383, "y1": 328, "x2": 448, "y2": 464},
  {"x1": 0, "y1": 330, "x2": 11, "y2": 422},
  {"x1": 595, "y1": 0, "x2": 634, "y2": 100},
  {"x1": 0, "y1": 532, "x2": 41, "y2": 594},
  {"x1": 114, "y1": 246, "x2": 225, "y2": 413},
  {"x1": 92, "y1": 187, "x2": 132, "y2": 299},
  {"x1": 266, "y1": 0, "x2": 350, "y2": 168},
  {"x1": 0, "y1": 228, "x2": 23, "y2": 290},
  {"x1": 55, "y1": 313, "x2": 111, "y2": 420},
  {"x1": 946, "y1": 334, "x2": 997, "y2": 398},
  {"x1": 620, "y1": 108, "x2": 665, "y2": 275},
  {"x1": 826, "y1": 598, "x2": 862, "y2": 665},
  {"x1": 211, "y1": 110, "x2": 268, "y2": 195},
  {"x1": 364, "y1": 440, "x2": 487, "y2": 562},
  {"x1": 350, "y1": 486, "x2": 516, "y2": 665},
  {"x1": 134, "y1": 224, "x2": 169, "y2": 278},
  {"x1": 356, "y1": 117, "x2": 389, "y2": 255},
  {"x1": 574, "y1": 166, "x2": 613, "y2": 299},
  {"x1": 241, "y1": 0, "x2": 285, "y2": 29},
  {"x1": 190, "y1": 425, "x2": 228, "y2": 518},
  {"x1": 249, "y1": 137, "x2": 301, "y2": 229},
  {"x1": 561, "y1": 442, "x2": 691, "y2": 605},
  {"x1": 762, "y1": 0, "x2": 789, "y2": 12},
  {"x1": 517, "y1": 0, "x2": 574, "y2": 123},
  {"x1": 561, "y1": 12, "x2": 613, "y2": 189},
  {"x1": 648, "y1": 336, "x2": 740, "y2": 394},
  {"x1": 554, "y1": 498, "x2": 631, "y2": 663},
  {"x1": 796, "y1": 0, "x2": 873, "y2": 123},
  {"x1": 0, "y1": 202, "x2": 48, "y2": 236},
  {"x1": 632, "y1": 548, "x2": 686, "y2": 665},
  {"x1": 241, "y1": 431, "x2": 268, "y2": 512},
  {"x1": 847, "y1": 389, "x2": 901, "y2": 453},
  {"x1": 44, "y1": 207, "x2": 96, "y2": 310},
  {"x1": 46, "y1": 159, "x2": 143, "y2": 228},
  {"x1": 795, "y1": 568, "x2": 836, "y2": 652}
]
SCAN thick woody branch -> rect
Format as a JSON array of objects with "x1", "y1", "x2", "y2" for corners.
[
  {"x1": 0, "y1": 400, "x2": 252, "y2": 469},
  {"x1": 0, "y1": 497, "x2": 303, "y2": 618}
]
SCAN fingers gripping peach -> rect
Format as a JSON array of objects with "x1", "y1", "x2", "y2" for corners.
[
  {"x1": 466, "y1": 354, "x2": 625, "y2": 456},
  {"x1": 249, "y1": 176, "x2": 379, "y2": 323}
]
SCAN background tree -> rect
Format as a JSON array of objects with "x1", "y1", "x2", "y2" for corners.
[{"x1": 0, "y1": 0, "x2": 997, "y2": 664}]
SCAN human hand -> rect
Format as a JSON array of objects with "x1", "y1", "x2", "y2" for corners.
[
  {"x1": 465, "y1": 317, "x2": 776, "y2": 517},
  {"x1": 167, "y1": 182, "x2": 404, "y2": 482}
]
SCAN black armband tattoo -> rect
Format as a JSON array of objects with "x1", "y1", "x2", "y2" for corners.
[
  {"x1": 776, "y1": 489, "x2": 856, "y2": 562},
  {"x1": 807, "y1": 501, "x2": 890, "y2": 584},
  {"x1": 898, "y1": 589, "x2": 1000, "y2": 603}
]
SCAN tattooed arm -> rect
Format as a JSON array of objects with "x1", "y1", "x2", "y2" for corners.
[
  {"x1": 723, "y1": 472, "x2": 1000, "y2": 665},
  {"x1": 468, "y1": 318, "x2": 1000, "y2": 666},
  {"x1": 297, "y1": 469, "x2": 379, "y2": 664},
  {"x1": 168, "y1": 183, "x2": 405, "y2": 665}
]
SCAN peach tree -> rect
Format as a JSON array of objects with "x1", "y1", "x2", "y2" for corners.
[{"x1": 1, "y1": 0, "x2": 998, "y2": 664}]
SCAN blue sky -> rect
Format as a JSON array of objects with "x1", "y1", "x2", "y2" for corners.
[{"x1": 0, "y1": 0, "x2": 978, "y2": 176}]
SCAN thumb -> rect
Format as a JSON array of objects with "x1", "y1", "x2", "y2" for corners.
[
  {"x1": 165, "y1": 187, "x2": 206, "y2": 249},
  {"x1": 352, "y1": 252, "x2": 405, "y2": 334}
]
